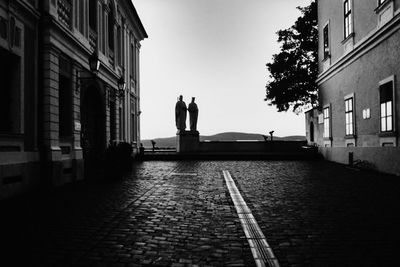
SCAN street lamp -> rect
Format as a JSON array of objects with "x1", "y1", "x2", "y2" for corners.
[
  {"x1": 89, "y1": 51, "x2": 101, "y2": 74},
  {"x1": 75, "y1": 51, "x2": 101, "y2": 93},
  {"x1": 116, "y1": 75, "x2": 125, "y2": 98}
]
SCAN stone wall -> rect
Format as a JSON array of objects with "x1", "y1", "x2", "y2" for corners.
[
  {"x1": 320, "y1": 146, "x2": 400, "y2": 176},
  {"x1": 197, "y1": 141, "x2": 308, "y2": 154}
]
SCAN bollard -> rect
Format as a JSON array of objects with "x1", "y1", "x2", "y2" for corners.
[{"x1": 349, "y1": 152, "x2": 353, "y2": 166}]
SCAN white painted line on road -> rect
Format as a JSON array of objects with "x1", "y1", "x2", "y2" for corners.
[
  {"x1": 170, "y1": 172, "x2": 198, "y2": 176},
  {"x1": 222, "y1": 170, "x2": 280, "y2": 267}
]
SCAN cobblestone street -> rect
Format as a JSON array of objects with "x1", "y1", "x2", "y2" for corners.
[{"x1": 1, "y1": 160, "x2": 400, "y2": 266}]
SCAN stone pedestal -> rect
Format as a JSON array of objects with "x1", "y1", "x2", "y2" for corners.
[{"x1": 176, "y1": 130, "x2": 200, "y2": 153}]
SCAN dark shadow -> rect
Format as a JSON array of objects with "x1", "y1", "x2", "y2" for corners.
[{"x1": 81, "y1": 85, "x2": 106, "y2": 179}]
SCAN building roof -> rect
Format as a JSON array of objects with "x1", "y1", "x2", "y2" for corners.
[{"x1": 126, "y1": 0, "x2": 148, "y2": 40}]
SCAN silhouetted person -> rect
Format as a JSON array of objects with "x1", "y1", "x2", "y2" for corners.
[
  {"x1": 139, "y1": 143, "x2": 145, "y2": 157},
  {"x1": 151, "y1": 140, "x2": 156, "y2": 152},
  {"x1": 188, "y1": 97, "x2": 198, "y2": 131},
  {"x1": 175, "y1": 95, "x2": 187, "y2": 131}
]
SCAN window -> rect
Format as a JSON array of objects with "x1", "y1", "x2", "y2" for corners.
[
  {"x1": 78, "y1": 0, "x2": 85, "y2": 34},
  {"x1": 323, "y1": 107, "x2": 330, "y2": 138},
  {"x1": 117, "y1": 25, "x2": 122, "y2": 66},
  {"x1": 345, "y1": 97, "x2": 354, "y2": 135},
  {"x1": 121, "y1": 19, "x2": 125, "y2": 66},
  {"x1": 380, "y1": 81, "x2": 394, "y2": 132},
  {"x1": 362, "y1": 108, "x2": 371, "y2": 119},
  {"x1": 0, "y1": 48, "x2": 21, "y2": 134},
  {"x1": 130, "y1": 43, "x2": 135, "y2": 78},
  {"x1": 108, "y1": 3, "x2": 114, "y2": 51},
  {"x1": 343, "y1": 0, "x2": 352, "y2": 38},
  {"x1": 59, "y1": 56, "x2": 73, "y2": 137},
  {"x1": 323, "y1": 24, "x2": 330, "y2": 59},
  {"x1": 99, "y1": 4, "x2": 104, "y2": 52},
  {"x1": 0, "y1": 17, "x2": 7, "y2": 39},
  {"x1": 89, "y1": 0, "x2": 97, "y2": 31}
]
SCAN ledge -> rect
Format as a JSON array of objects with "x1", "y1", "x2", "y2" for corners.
[
  {"x1": 341, "y1": 32, "x2": 355, "y2": 45},
  {"x1": 317, "y1": 10, "x2": 400, "y2": 84},
  {"x1": 378, "y1": 131, "x2": 397, "y2": 137},
  {"x1": 374, "y1": 0, "x2": 392, "y2": 13}
]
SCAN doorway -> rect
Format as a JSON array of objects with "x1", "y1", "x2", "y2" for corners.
[
  {"x1": 81, "y1": 85, "x2": 106, "y2": 178},
  {"x1": 310, "y1": 121, "x2": 314, "y2": 142}
]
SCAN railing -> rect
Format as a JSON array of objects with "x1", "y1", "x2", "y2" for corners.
[
  {"x1": 57, "y1": 0, "x2": 72, "y2": 28},
  {"x1": 89, "y1": 28, "x2": 97, "y2": 51}
]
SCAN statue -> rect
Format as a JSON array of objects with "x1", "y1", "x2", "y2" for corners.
[
  {"x1": 175, "y1": 95, "x2": 187, "y2": 131},
  {"x1": 188, "y1": 97, "x2": 198, "y2": 131}
]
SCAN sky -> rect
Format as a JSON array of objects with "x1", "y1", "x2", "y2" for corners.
[{"x1": 131, "y1": 0, "x2": 312, "y2": 139}]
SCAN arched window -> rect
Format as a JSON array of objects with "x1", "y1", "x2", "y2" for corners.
[{"x1": 108, "y1": 2, "x2": 114, "y2": 51}]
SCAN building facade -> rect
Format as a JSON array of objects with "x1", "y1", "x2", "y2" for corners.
[
  {"x1": 0, "y1": 0, "x2": 147, "y2": 199},
  {"x1": 306, "y1": 0, "x2": 400, "y2": 175}
]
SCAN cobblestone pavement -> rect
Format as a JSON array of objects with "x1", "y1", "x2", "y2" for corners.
[
  {"x1": 1, "y1": 160, "x2": 400, "y2": 266},
  {"x1": 221, "y1": 161, "x2": 400, "y2": 267}
]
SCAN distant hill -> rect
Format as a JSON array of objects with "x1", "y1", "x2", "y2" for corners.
[{"x1": 141, "y1": 132, "x2": 306, "y2": 148}]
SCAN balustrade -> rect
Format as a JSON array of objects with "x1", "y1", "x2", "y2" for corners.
[
  {"x1": 108, "y1": 48, "x2": 114, "y2": 65},
  {"x1": 57, "y1": 0, "x2": 72, "y2": 28},
  {"x1": 89, "y1": 28, "x2": 97, "y2": 51}
]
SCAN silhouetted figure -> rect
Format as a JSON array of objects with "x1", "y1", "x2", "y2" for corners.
[
  {"x1": 175, "y1": 95, "x2": 187, "y2": 131},
  {"x1": 139, "y1": 143, "x2": 145, "y2": 158},
  {"x1": 269, "y1": 131, "x2": 274, "y2": 141},
  {"x1": 188, "y1": 97, "x2": 199, "y2": 131},
  {"x1": 151, "y1": 140, "x2": 156, "y2": 152}
]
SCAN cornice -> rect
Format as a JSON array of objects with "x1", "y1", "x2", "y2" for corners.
[
  {"x1": 16, "y1": 0, "x2": 41, "y2": 20},
  {"x1": 120, "y1": 0, "x2": 148, "y2": 40},
  {"x1": 317, "y1": 11, "x2": 400, "y2": 85}
]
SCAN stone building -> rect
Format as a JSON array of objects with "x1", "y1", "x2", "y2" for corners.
[
  {"x1": 0, "y1": 0, "x2": 147, "y2": 199},
  {"x1": 305, "y1": 0, "x2": 400, "y2": 175}
]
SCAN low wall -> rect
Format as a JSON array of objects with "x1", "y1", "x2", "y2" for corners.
[
  {"x1": 198, "y1": 140, "x2": 308, "y2": 153},
  {"x1": 0, "y1": 152, "x2": 41, "y2": 200},
  {"x1": 320, "y1": 147, "x2": 400, "y2": 176}
]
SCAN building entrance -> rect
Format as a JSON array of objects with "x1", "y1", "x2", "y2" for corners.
[
  {"x1": 81, "y1": 85, "x2": 106, "y2": 178},
  {"x1": 310, "y1": 121, "x2": 314, "y2": 142}
]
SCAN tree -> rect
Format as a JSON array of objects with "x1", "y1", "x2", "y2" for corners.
[{"x1": 265, "y1": 0, "x2": 318, "y2": 113}]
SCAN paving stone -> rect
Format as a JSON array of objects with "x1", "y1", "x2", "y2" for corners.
[{"x1": 1, "y1": 160, "x2": 399, "y2": 266}]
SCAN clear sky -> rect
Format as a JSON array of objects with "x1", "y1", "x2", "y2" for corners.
[{"x1": 132, "y1": 0, "x2": 312, "y2": 139}]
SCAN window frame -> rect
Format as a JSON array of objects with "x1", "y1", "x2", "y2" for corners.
[
  {"x1": 107, "y1": 2, "x2": 115, "y2": 52},
  {"x1": 117, "y1": 24, "x2": 122, "y2": 66},
  {"x1": 344, "y1": 96, "x2": 354, "y2": 136},
  {"x1": 0, "y1": 11, "x2": 24, "y2": 135},
  {"x1": 323, "y1": 106, "x2": 331, "y2": 138},
  {"x1": 379, "y1": 76, "x2": 395, "y2": 133},
  {"x1": 323, "y1": 22, "x2": 330, "y2": 60},
  {"x1": 130, "y1": 40, "x2": 135, "y2": 79},
  {"x1": 89, "y1": 0, "x2": 97, "y2": 31},
  {"x1": 343, "y1": 0, "x2": 353, "y2": 39}
]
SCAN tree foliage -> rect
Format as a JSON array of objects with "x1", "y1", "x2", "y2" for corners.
[{"x1": 265, "y1": 0, "x2": 318, "y2": 113}]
